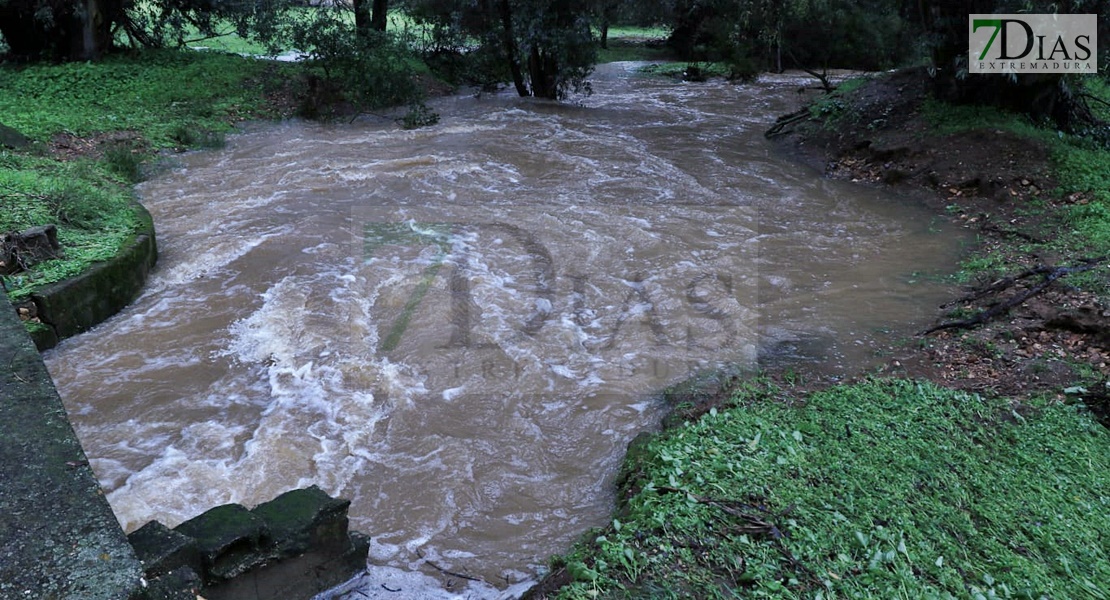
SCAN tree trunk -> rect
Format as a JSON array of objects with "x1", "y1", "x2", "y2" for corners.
[
  {"x1": 528, "y1": 47, "x2": 559, "y2": 99},
  {"x1": 371, "y1": 0, "x2": 388, "y2": 32},
  {"x1": 353, "y1": 0, "x2": 371, "y2": 37},
  {"x1": 497, "y1": 0, "x2": 529, "y2": 97},
  {"x1": 79, "y1": 0, "x2": 113, "y2": 60},
  {"x1": 600, "y1": 21, "x2": 609, "y2": 50}
]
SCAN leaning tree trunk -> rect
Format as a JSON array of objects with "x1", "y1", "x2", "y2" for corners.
[{"x1": 497, "y1": 0, "x2": 529, "y2": 97}]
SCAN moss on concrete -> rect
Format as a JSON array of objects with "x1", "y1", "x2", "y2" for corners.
[{"x1": 29, "y1": 202, "x2": 157, "y2": 349}]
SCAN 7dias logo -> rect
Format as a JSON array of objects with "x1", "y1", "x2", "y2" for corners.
[{"x1": 970, "y1": 14, "x2": 1097, "y2": 73}]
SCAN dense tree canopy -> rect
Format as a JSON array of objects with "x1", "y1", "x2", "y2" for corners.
[
  {"x1": 923, "y1": 0, "x2": 1109, "y2": 130},
  {"x1": 0, "y1": 0, "x2": 1106, "y2": 122},
  {"x1": 0, "y1": 0, "x2": 289, "y2": 60}
]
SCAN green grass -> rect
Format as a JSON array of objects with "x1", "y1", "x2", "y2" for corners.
[
  {"x1": 601, "y1": 25, "x2": 669, "y2": 41},
  {"x1": 921, "y1": 78, "x2": 1110, "y2": 291},
  {"x1": 548, "y1": 378, "x2": 1110, "y2": 599},
  {"x1": 0, "y1": 49, "x2": 292, "y2": 145},
  {"x1": 808, "y1": 76, "x2": 872, "y2": 123},
  {"x1": 597, "y1": 39, "x2": 676, "y2": 64},
  {"x1": 636, "y1": 61, "x2": 731, "y2": 80},
  {"x1": 1, "y1": 153, "x2": 140, "y2": 302},
  {"x1": 0, "y1": 50, "x2": 296, "y2": 306}
]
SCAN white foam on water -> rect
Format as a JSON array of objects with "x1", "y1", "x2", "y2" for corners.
[{"x1": 317, "y1": 565, "x2": 534, "y2": 600}]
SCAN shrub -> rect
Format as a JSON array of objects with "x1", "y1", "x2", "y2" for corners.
[{"x1": 283, "y1": 9, "x2": 428, "y2": 115}]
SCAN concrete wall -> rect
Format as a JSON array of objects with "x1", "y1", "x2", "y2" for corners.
[
  {"x1": 28, "y1": 202, "x2": 157, "y2": 350},
  {"x1": 0, "y1": 300, "x2": 145, "y2": 599}
]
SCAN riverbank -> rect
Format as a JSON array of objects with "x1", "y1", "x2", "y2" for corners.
[
  {"x1": 789, "y1": 68, "x2": 1110, "y2": 395},
  {"x1": 526, "y1": 68, "x2": 1110, "y2": 598}
]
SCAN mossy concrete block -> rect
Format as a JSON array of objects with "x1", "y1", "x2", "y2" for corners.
[
  {"x1": 28, "y1": 320, "x2": 59, "y2": 349},
  {"x1": 251, "y1": 485, "x2": 352, "y2": 557},
  {"x1": 31, "y1": 202, "x2": 157, "y2": 349},
  {"x1": 0, "y1": 301, "x2": 143, "y2": 598},
  {"x1": 128, "y1": 521, "x2": 201, "y2": 579},
  {"x1": 173, "y1": 504, "x2": 269, "y2": 583},
  {"x1": 0, "y1": 122, "x2": 30, "y2": 149}
]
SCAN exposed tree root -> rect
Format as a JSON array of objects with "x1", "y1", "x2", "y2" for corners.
[
  {"x1": 765, "y1": 108, "x2": 812, "y2": 139},
  {"x1": 921, "y1": 257, "x2": 1106, "y2": 336}
]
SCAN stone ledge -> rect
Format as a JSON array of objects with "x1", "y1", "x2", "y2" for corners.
[
  {"x1": 130, "y1": 486, "x2": 370, "y2": 600},
  {"x1": 0, "y1": 300, "x2": 145, "y2": 599},
  {"x1": 29, "y1": 202, "x2": 157, "y2": 350}
]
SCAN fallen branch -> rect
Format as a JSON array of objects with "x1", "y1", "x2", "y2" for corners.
[
  {"x1": 1078, "y1": 92, "x2": 1110, "y2": 112},
  {"x1": 940, "y1": 264, "x2": 1057, "y2": 309},
  {"x1": 799, "y1": 67, "x2": 836, "y2": 94},
  {"x1": 656, "y1": 487, "x2": 816, "y2": 582},
  {"x1": 922, "y1": 257, "x2": 1106, "y2": 335},
  {"x1": 765, "y1": 108, "x2": 811, "y2": 139}
]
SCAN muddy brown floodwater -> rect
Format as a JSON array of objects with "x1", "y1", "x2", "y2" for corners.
[{"x1": 45, "y1": 64, "x2": 965, "y2": 598}]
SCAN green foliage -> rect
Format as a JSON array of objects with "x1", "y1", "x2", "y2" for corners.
[
  {"x1": 549, "y1": 378, "x2": 1110, "y2": 599},
  {"x1": 807, "y1": 76, "x2": 870, "y2": 123},
  {"x1": 0, "y1": 50, "x2": 290, "y2": 146},
  {"x1": 661, "y1": 0, "x2": 916, "y2": 72},
  {"x1": 0, "y1": 50, "x2": 300, "y2": 302},
  {"x1": 401, "y1": 103, "x2": 440, "y2": 129},
  {"x1": 280, "y1": 9, "x2": 427, "y2": 115},
  {"x1": 102, "y1": 142, "x2": 146, "y2": 184},
  {"x1": 0, "y1": 153, "x2": 139, "y2": 302},
  {"x1": 404, "y1": 0, "x2": 597, "y2": 99}
]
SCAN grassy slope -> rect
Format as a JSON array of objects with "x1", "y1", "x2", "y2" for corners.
[
  {"x1": 546, "y1": 380, "x2": 1109, "y2": 599},
  {"x1": 0, "y1": 50, "x2": 295, "y2": 303}
]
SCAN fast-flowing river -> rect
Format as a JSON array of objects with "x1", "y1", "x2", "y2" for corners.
[{"x1": 45, "y1": 64, "x2": 963, "y2": 597}]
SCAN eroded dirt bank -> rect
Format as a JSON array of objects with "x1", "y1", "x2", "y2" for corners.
[{"x1": 778, "y1": 67, "x2": 1110, "y2": 407}]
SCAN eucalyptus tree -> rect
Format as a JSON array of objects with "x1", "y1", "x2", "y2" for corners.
[{"x1": 353, "y1": 0, "x2": 390, "y2": 33}]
